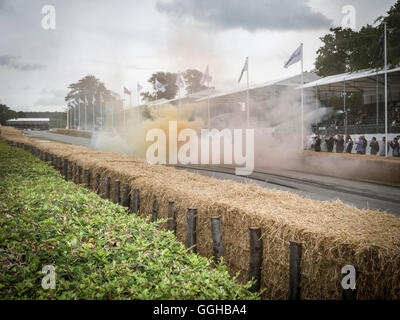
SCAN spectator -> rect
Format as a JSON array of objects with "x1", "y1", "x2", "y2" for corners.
[
  {"x1": 356, "y1": 136, "x2": 365, "y2": 154},
  {"x1": 379, "y1": 137, "x2": 389, "y2": 156},
  {"x1": 325, "y1": 135, "x2": 334, "y2": 152},
  {"x1": 335, "y1": 134, "x2": 344, "y2": 153},
  {"x1": 309, "y1": 133, "x2": 316, "y2": 150},
  {"x1": 344, "y1": 135, "x2": 353, "y2": 153},
  {"x1": 314, "y1": 135, "x2": 321, "y2": 152},
  {"x1": 370, "y1": 137, "x2": 379, "y2": 155},
  {"x1": 362, "y1": 136, "x2": 368, "y2": 154},
  {"x1": 389, "y1": 137, "x2": 399, "y2": 157}
]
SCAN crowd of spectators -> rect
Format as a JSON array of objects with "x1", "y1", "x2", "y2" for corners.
[
  {"x1": 391, "y1": 103, "x2": 400, "y2": 126},
  {"x1": 310, "y1": 134, "x2": 400, "y2": 157}
]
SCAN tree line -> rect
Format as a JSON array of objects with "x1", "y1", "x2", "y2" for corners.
[
  {"x1": 0, "y1": 104, "x2": 66, "y2": 126},
  {"x1": 315, "y1": 0, "x2": 400, "y2": 76}
]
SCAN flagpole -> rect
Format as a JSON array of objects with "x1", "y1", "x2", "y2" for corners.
[
  {"x1": 100, "y1": 95, "x2": 103, "y2": 131},
  {"x1": 74, "y1": 104, "x2": 76, "y2": 129},
  {"x1": 301, "y1": 43, "x2": 304, "y2": 151},
  {"x1": 112, "y1": 104, "x2": 114, "y2": 131},
  {"x1": 78, "y1": 100, "x2": 81, "y2": 130},
  {"x1": 155, "y1": 79, "x2": 159, "y2": 117},
  {"x1": 384, "y1": 22, "x2": 388, "y2": 157},
  {"x1": 85, "y1": 97, "x2": 88, "y2": 130},
  {"x1": 93, "y1": 95, "x2": 95, "y2": 131},
  {"x1": 246, "y1": 57, "x2": 250, "y2": 128},
  {"x1": 122, "y1": 89, "x2": 126, "y2": 130},
  {"x1": 207, "y1": 78, "x2": 211, "y2": 129},
  {"x1": 66, "y1": 105, "x2": 69, "y2": 129}
]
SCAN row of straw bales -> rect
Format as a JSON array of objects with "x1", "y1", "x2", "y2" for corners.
[
  {"x1": 298, "y1": 151, "x2": 400, "y2": 184},
  {"x1": 52, "y1": 128, "x2": 93, "y2": 138},
  {"x1": 1, "y1": 126, "x2": 400, "y2": 299}
]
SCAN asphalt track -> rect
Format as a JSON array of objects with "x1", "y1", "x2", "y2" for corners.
[{"x1": 24, "y1": 130, "x2": 400, "y2": 217}]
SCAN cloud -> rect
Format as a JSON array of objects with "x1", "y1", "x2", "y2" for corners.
[
  {"x1": 156, "y1": 0, "x2": 332, "y2": 31},
  {"x1": 0, "y1": 0, "x2": 14, "y2": 14},
  {"x1": 91, "y1": 59, "x2": 149, "y2": 70},
  {"x1": 0, "y1": 55, "x2": 46, "y2": 71},
  {"x1": 36, "y1": 88, "x2": 67, "y2": 106}
]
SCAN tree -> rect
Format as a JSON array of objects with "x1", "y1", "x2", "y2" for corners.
[
  {"x1": 141, "y1": 72, "x2": 178, "y2": 101},
  {"x1": 314, "y1": 27, "x2": 355, "y2": 77},
  {"x1": 183, "y1": 69, "x2": 210, "y2": 94},
  {"x1": 375, "y1": 0, "x2": 400, "y2": 69},
  {"x1": 65, "y1": 75, "x2": 113, "y2": 104},
  {"x1": 0, "y1": 104, "x2": 18, "y2": 125},
  {"x1": 315, "y1": 0, "x2": 400, "y2": 76},
  {"x1": 65, "y1": 75, "x2": 116, "y2": 129}
]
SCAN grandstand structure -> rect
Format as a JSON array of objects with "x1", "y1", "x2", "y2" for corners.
[
  {"x1": 6, "y1": 118, "x2": 50, "y2": 130},
  {"x1": 111, "y1": 67, "x2": 400, "y2": 141},
  {"x1": 302, "y1": 67, "x2": 400, "y2": 135},
  {"x1": 122, "y1": 72, "x2": 320, "y2": 130}
]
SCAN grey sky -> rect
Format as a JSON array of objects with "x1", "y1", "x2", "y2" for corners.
[
  {"x1": 0, "y1": 0, "x2": 396, "y2": 111},
  {"x1": 156, "y1": 0, "x2": 333, "y2": 31}
]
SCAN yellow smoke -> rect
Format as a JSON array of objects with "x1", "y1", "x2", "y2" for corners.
[{"x1": 93, "y1": 104, "x2": 204, "y2": 159}]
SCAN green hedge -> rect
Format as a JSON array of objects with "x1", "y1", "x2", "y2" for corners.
[{"x1": 0, "y1": 141, "x2": 259, "y2": 300}]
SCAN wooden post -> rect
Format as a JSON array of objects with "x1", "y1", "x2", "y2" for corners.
[
  {"x1": 57, "y1": 157, "x2": 62, "y2": 172},
  {"x1": 67, "y1": 160, "x2": 73, "y2": 181},
  {"x1": 52, "y1": 154, "x2": 56, "y2": 168},
  {"x1": 73, "y1": 163, "x2": 78, "y2": 183},
  {"x1": 167, "y1": 201, "x2": 176, "y2": 234},
  {"x1": 248, "y1": 227, "x2": 263, "y2": 293},
  {"x1": 186, "y1": 208, "x2": 197, "y2": 253},
  {"x1": 78, "y1": 166, "x2": 82, "y2": 184},
  {"x1": 54, "y1": 156, "x2": 59, "y2": 170},
  {"x1": 101, "y1": 177, "x2": 111, "y2": 199},
  {"x1": 211, "y1": 216, "x2": 224, "y2": 264},
  {"x1": 342, "y1": 267, "x2": 357, "y2": 300},
  {"x1": 131, "y1": 189, "x2": 140, "y2": 214},
  {"x1": 342, "y1": 288, "x2": 357, "y2": 300},
  {"x1": 83, "y1": 169, "x2": 90, "y2": 188},
  {"x1": 120, "y1": 184, "x2": 130, "y2": 207},
  {"x1": 113, "y1": 180, "x2": 120, "y2": 204},
  {"x1": 94, "y1": 173, "x2": 101, "y2": 194},
  {"x1": 63, "y1": 158, "x2": 68, "y2": 180},
  {"x1": 288, "y1": 241, "x2": 302, "y2": 300},
  {"x1": 152, "y1": 197, "x2": 158, "y2": 222}
]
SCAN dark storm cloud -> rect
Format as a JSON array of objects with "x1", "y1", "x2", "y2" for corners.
[
  {"x1": 155, "y1": 0, "x2": 333, "y2": 31},
  {"x1": 0, "y1": 55, "x2": 46, "y2": 71}
]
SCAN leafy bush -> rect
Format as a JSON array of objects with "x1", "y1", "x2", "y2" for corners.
[{"x1": 0, "y1": 141, "x2": 259, "y2": 300}]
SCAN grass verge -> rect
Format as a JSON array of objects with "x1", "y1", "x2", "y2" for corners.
[{"x1": 0, "y1": 140, "x2": 259, "y2": 300}]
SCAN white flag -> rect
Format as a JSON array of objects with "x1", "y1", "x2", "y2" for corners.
[
  {"x1": 92, "y1": 93, "x2": 96, "y2": 105},
  {"x1": 99, "y1": 93, "x2": 104, "y2": 103},
  {"x1": 84, "y1": 96, "x2": 88, "y2": 105},
  {"x1": 78, "y1": 98, "x2": 84, "y2": 104},
  {"x1": 238, "y1": 57, "x2": 248, "y2": 83},
  {"x1": 200, "y1": 65, "x2": 209, "y2": 85},
  {"x1": 284, "y1": 44, "x2": 302, "y2": 68},
  {"x1": 176, "y1": 73, "x2": 185, "y2": 89},
  {"x1": 137, "y1": 83, "x2": 143, "y2": 92},
  {"x1": 155, "y1": 79, "x2": 166, "y2": 92}
]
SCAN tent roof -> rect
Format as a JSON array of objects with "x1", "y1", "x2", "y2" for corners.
[
  {"x1": 196, "y1": 72, "x2": 320, "y2": 102},
  {"x1": 300, "y1": 66, "x2": 400, "y2": 92},
  {"x1": 7, "y1": 118, "x2": 50, "y2": 122}
]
